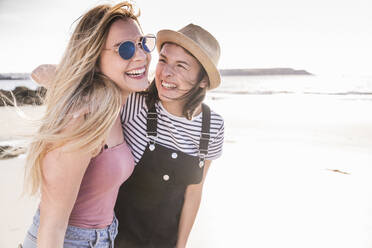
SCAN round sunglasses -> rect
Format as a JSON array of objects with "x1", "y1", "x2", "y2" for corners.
[{"x1": 104, "y1": 34, "x2": 156, "y2": 60}]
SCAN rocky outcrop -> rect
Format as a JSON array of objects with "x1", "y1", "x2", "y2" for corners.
[
  {"x1": 0, "y1": 145, "x2": 26, "y2": 159},
  {"x1": 219, "y1": 68, "x2": 312, "y2": 76},
  {"x1": 0, "y1": 86, "x2": 47, "y2": 106}
]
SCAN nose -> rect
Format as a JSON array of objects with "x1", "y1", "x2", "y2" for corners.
[
  {"x1": 132, "y1": 43, "x2": 147, "y2": 61},
  {"x1": 162, "y1": 63, "x2": 174, "y2": 78}
]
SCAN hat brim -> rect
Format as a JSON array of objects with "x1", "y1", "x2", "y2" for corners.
[{"x1": 156, "y1": 29, "x2": 221, "y2": 90}]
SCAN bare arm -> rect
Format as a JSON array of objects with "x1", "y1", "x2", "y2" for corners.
[
  {"x1": 176, "y1": 160, "x2": 212, "y2": 248},
  {"x1": 37, "y1": 118, "x2": 92, "y2": 248}
]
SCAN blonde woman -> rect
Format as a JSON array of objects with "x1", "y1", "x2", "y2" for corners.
[{"x1": 22, "y1": 2, "x2": 155, "y2": 248}]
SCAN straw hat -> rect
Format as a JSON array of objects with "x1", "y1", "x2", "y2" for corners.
[{"x1": 156, "y1": 24, "x2": 221, "y2": 90}]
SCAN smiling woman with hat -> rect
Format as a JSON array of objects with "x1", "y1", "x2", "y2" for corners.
[{"x1": 114, "y1": 23, "x2": 225, "y2": 248}]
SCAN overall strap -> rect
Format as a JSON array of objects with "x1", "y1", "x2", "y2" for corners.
[
  {"x1": 199, "y1": 103, "x2": 211, "y2": 167},
  {"x1": 146, "y1": 104, "x2": 157, "y2": 136},
  {"x1": 146, "y1": 104, "x2": 157, "y2": 150}
]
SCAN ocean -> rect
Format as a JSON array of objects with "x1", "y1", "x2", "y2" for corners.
[
  {"x1": 2, "y1": 74, "x2": 372, "y2": 97},
  {"x1": 216, "y1": 74, "x2": 372, "y2": 96}
]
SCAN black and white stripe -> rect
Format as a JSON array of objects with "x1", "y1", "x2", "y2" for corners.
[{"x1": 121, "y1": 93, "x2": 224, "y2": 165}]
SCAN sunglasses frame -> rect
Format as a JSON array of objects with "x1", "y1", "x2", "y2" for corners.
[{"x1": 104, "y1": 34, "x2": 156, "y2": 60}]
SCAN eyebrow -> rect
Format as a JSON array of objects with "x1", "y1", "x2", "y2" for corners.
[
  {"x1": 159, "y1": 54, "x2": 190, "y2": 68},
  {"x1": 112, "y1": 37, "x2": 139, "y2": 48},
  {"x1": 113, "y1": 42, "x2": 122, "y2": 48}
]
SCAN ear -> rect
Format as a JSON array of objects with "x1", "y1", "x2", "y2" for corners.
[{"x1": 199, "y1": 75, "x2": 209, "y2": 89}]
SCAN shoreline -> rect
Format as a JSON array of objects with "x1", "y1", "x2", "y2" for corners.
[{"x1": 0, "y1": 68, "x2": 312, "y2": 80}]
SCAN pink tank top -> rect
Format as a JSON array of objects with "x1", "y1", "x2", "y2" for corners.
[{"x1": 68, "y1": 142, "x2": 134, "y2": 228}]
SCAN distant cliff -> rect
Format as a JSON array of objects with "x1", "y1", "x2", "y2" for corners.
[
  {"x1": 0, "y1": 73, "x2": 30, "y2": 80},
  {"x1": 219, "y1": 68, "x2": 312, "y2": 76}
]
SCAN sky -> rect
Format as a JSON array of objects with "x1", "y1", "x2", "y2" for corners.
[{"x1": 0, "y1": 0, "x2": 371, "y2": 75}]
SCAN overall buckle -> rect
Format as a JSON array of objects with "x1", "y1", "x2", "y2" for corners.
[
  {"x1": 200, "y1": 132, "x2": 210, "y2": 140},
  {"x1": 147, "y1": 134, "x2": 157, "y2": 151},
  {"x1": 198, "y1": 152, "x2": 206, "y2": 168},
  {"x1": 147, "y1": 112, "x2": 157, "y2": 120}
]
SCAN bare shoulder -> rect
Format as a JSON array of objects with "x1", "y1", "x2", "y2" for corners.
[{"x1": 42, "y1": 114, "x2": 92, "y2": 183}]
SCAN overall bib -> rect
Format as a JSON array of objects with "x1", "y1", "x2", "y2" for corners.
[{"x1": 115, "y1": 104, "x2": 211, "y2": 248}]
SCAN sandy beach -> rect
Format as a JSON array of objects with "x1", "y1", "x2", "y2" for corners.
[
  {"x1": 0, "y1": 106, "x2": 43, "y2": 247},
  {"x1": 1, "y1": 94, "x2": 372, "y2": 247}
]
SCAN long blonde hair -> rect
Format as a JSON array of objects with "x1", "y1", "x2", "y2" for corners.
[{"x1": 25, "y1": 2, "x2": 140, "y2": 195}]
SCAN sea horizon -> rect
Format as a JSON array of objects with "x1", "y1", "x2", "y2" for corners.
[{"x1": 2, "y1": 74, "x2": 372, "y2": 96}]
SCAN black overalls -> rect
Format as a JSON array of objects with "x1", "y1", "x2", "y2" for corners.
[{"x1": 114, "y1": 103, "x2": 211, "y2": 248}]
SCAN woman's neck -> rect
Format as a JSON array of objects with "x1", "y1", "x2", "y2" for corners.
[
  {"x1": 161, "y1": 101, "x2": 184, "y2": 117},
  {"x1": 161, "y1": 100, "x2": 202, "y2": 119},
  {"x1": 121, "y1": 91, "x2": 131, "y2": 105}
]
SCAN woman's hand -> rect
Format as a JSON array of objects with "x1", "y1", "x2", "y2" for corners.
[{"x1": 31, "y1": 64, "x2": 57, "y2": 88}]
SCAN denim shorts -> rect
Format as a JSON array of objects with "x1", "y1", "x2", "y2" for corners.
[{"x1": 22, "y1": 209, "x2": 118, "y2": 248}]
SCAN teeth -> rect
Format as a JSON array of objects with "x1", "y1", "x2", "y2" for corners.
[
  {"x1": 162, "y1": 81, "x2": 176, "y2": 89},
  {"x1": 126, "y1": 67, "x2": 145, "y2": 75}
]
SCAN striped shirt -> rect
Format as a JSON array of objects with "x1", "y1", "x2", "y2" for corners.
[{"x1": 121, "y1": 93, "x2": 224, "y2": 165}]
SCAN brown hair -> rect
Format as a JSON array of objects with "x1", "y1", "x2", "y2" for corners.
[{"x1": 143, "y1": 42, "x2": 209, "y2": 120}]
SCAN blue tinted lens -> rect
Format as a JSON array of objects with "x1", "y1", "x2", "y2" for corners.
[
  {"x1": 118, "y1": 41, "x2": 135, "y2": 60},
  {"x1": 141, "y1": 36, "x2": 155, "y2": 53},
  {"x1": 142, "y1": 37, "x2": 151, "y2": 53}
]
